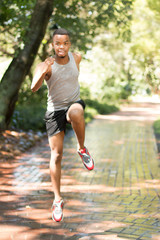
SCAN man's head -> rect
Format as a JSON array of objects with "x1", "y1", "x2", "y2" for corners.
[
  {"x1": 53, "y1": 28, "x2": 70, "y2": 39},
  {"x1": 52, "y1": 28, "x2": 71, "y2": 58}
]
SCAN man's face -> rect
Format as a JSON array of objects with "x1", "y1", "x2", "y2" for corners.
[{"x1": 52, "y1": 34, "x2": 71, "y2": 58}]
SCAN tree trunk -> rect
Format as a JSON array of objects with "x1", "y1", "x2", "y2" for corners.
[{"x1": 0, "y1": 0, "x2": 54, "y2": 130}]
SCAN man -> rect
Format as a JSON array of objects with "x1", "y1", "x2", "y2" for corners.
[{"x1": 31, "y1": 28, "x2": 94, "y2": 222}]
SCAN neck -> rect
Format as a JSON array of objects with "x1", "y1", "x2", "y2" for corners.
[{"x1": 55, "y1": 54, "x2": 69, "y2": 65}]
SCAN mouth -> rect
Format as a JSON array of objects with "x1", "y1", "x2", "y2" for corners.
[{"x1": 58, "y1": 51, "x2": 65, "y2": 55}]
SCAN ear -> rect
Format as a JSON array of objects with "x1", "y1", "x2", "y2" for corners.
[{"x1": 52, "y1": 42, "x2": 54, "y2": 49}]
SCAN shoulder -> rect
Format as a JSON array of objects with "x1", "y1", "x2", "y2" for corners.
[
  {"x1": 72, "y1": 52, "x2": 82, "y2": 64},
  {"x1": 36, "y1": 60, "x2": 52, "y2": 81}
]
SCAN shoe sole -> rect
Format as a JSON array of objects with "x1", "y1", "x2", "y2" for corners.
[{"x1": 52, "y1": 214, "x2": 64, "y2": 222}]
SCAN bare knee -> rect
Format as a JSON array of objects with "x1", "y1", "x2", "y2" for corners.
[
  {"x1": 48, "y1": 131, "x2": 64, "y2": 166},
  {"x1": 50, "y1": 150, "x2": 63, "y2": 166},
  {"x1": 68, "y1": 108, "x2": 84, "y2": 124}
]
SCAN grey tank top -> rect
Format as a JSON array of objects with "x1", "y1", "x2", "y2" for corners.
[{"x1": 46, "y1": 52, "x2": 80, "y2": 111}]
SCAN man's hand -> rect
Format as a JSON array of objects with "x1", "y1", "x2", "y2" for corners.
[
  {"x1": 31, "y1": 57, "x2": 55, "y2": 92},
  {"x1": 45, "y1": 57, "x2": 55, "y2": 66},
  {"x1": 44, "y1": 57, "x2": 55, "y2": 80}
]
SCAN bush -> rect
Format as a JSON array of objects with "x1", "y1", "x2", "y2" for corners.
[
  {"x1": 153, "y1": 119, "x2": 160, "y2": 153},
  {"x1": 85, "y1": 99, "x2": 119, "y2": 114},
  {"x1": 11, "y1": 84, "x2": 119, "y2": 131},
  {"x1": 11, "y1": 98, "x2": 119, "y2": 131},
  {"x1": 84, "y1": 106, "x2": 98, "y2": 123},
  {"x1": 153, "y1": 119, "x2": 160, "y2": 135},
  {"x1": 11, "y1": 104, "x2": 46, "y2": 131}
]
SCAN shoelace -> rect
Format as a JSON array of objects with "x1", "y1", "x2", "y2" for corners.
[
  {"x1": 82, "y1": 153, "x2": 91, "y2": 163},
  {"x1": 53, "y1": 202, "x2": 62, "y2": 213}
]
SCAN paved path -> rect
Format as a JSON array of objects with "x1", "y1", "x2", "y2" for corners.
[{"x1": 0, "y1": 101, "x2": 160, "y2": 240}]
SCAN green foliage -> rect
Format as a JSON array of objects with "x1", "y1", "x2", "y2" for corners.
[
  {"x1": 153, "y1": 119, "x2": 160, "y2": 135},
  {"x1": 80, "y1": 85, "x2": 119, "y2": 124},
  {"x1": 0, "y1": 0, "x2": 36, "y2": 57},
  {"x1": 147, "y1": 0, "x2": 160, "y2": 14},
  {"x1": 84, "y1": 106, "x2": 98, "y2": 124},
  {"x1": 128, "y1": 0, "x2": 160, "y2": 94},
  {"x1": 49, "y1": 0, "x2": 134, "y2": 52},
  {"x1": 153, "y1": 118, "x2": 160, "y2": 153},
  {"x1": 79, "y1": 0, "x2": 160, "y2": 102},
  {"x1": 79, "y1": 41, "x2": 135, "y2": 103},
  {"x1": 18, "y1": 76, "x2": 48, "y2": 106},
  {"x1": 11, "y1": 78, "x2": 48, "y2": 131},
  {"x1": 1, "y1": 0, "x2": 136, "y2": 131},
  {"x1": 85, "y1": 99, "x2": 119, "y2": 114},
  {"x1": 11, "y1": 104, "x2": 46, "y2": 131},
  {"x1": 80, "y1": 85, "x2": 119, "y2": 113},
  {"x1": 11, "y1": 84, "x2": 119, "y2": 131},
  {"x1": 0, "y1": 0, "x2": 35, "y2": 27},
  {"x1": 0, "y1": 0, "x2": 134, "y2": 58}
]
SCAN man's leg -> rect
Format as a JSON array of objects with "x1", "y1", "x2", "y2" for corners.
[
  {"x1": 66, "y1": 103, "x2": 85, "y2": 151},
  {"x1": 48, "y1": 131, "x2": 65, "y2": 202},
  {"x1": 67, "y1": 103, "x2": 94, "y2": 171}
]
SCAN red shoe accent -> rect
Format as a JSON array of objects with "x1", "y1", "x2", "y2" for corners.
[
  {"x1": 78, "y1": 147, "x2": 94, "y2": 171},
  {"x1": 52, "y1": 199, "x2": 64, "y2": 222},
  {"x1": 80, "y1": 148, "x2": 86, "y2": 154}
]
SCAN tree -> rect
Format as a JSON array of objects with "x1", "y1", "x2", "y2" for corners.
[
  {"x1": 0, "y1": 0, "x2": 134, "y2": 57},
  {"x1": 79, "y1": 0, "x2": 160, "y2": 102},
  {"x1": 0, "y1": 0, "x2": 36, "y2": 58},
  {"x1": 129, "y1": 0, "x2": 160, "y2": 94},
  {"x1": 0, "y1": 0, "x2": 54, "y2": 130}
]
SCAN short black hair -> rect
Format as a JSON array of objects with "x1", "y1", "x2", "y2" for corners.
[{"x1": 53, "y1": 28, "x2": 70, "y2": 38}]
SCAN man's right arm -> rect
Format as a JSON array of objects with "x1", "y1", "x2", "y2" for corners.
[{"x1": 31, "y1": 57, "x2": 54, "y2": 92}]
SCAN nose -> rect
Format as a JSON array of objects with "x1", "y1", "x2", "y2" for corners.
[{"x1": 60, "y1": 44, "x2": 64, "y2": 49}]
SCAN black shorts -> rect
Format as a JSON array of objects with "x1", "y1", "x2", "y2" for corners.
[{"x1": 44, "y1": 99, "x2": 85, "y2": 137}]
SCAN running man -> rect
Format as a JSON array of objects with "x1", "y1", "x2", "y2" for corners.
[{"x1": 31, "y1": 28, "x2": 94, "y2": 222}]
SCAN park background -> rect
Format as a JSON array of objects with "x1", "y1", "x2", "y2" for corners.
[
  {"x1": 0, "y1": 2, "x2": 160, "y2": 239},
  {"x1": 0, "y1": 0, "x2": 160, "y2": 140}
]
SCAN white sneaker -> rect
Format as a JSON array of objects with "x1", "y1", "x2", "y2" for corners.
[
  {"x1": 78, "y1": 147, "x2": 94, "y2": 170},
  {"x1": 51, "y1": 199, "x2": 64, "y2": 222}
]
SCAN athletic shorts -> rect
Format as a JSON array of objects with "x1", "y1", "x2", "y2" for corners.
[{"x1": 44, "y1": 99, "x2": 85, "y2": 137}]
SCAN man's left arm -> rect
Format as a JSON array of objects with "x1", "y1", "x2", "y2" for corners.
[{"x1": 73, "y1": 53, "x2": 82, "y2": 71}]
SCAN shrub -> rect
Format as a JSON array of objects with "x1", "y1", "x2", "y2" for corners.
[
  {"x1": 153, "y1": 119, "x2": 160, "y2": 135},
  {"x1": 11, "y1": 104, "x2": 46, "y2": 131},
  {"x1": 85, "y1": 99, "x2": 119, "y2": 114},
  {"x1": 11, "y1": 84, "x2": 119, "y2": 131}
]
